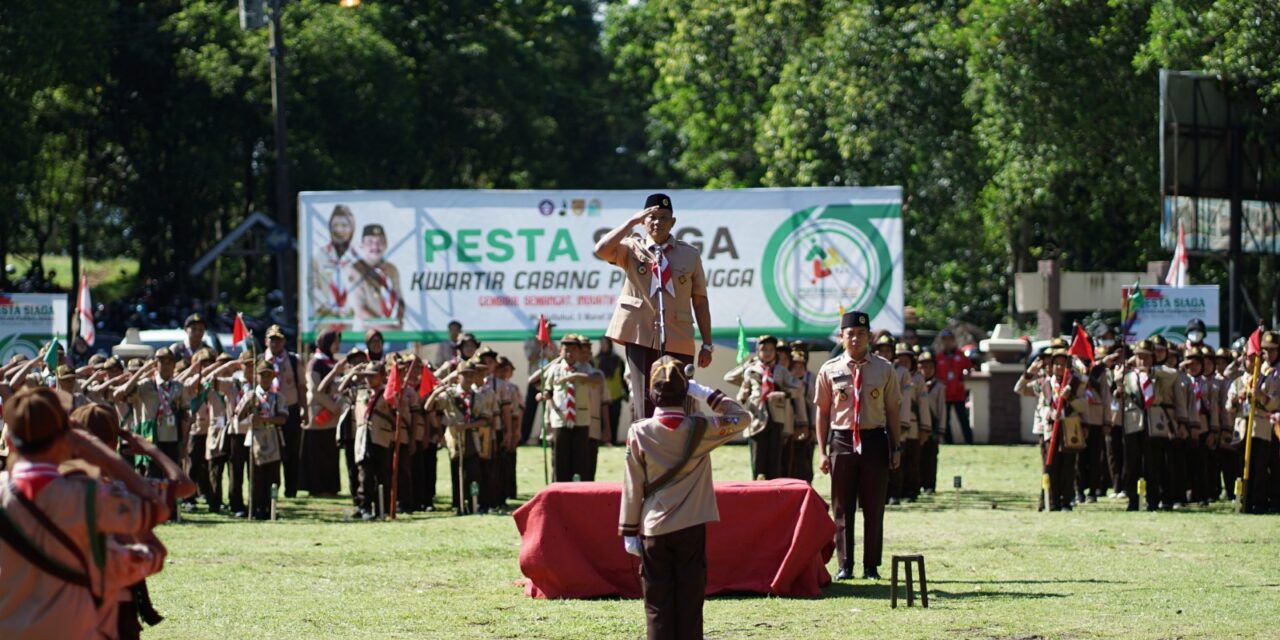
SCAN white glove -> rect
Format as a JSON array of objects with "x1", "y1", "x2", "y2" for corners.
[
  {"x1": 687, "y1": 380, "x2": 716, "y2": 401},
  {"x1": 624, "y1": 535, "x2": 641, "y2": 557}
]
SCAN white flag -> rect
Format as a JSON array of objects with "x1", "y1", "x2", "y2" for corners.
[
  {"x1": 1166, "y1": 222, "x2": 1189, "y2": 288},
  {"x1": 76, "y1": 275, "x2": 95, "y2": 346}
]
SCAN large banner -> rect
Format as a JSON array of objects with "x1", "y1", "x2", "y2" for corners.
[
  {"x1": 1120, "y1": 284, "x2": 1220, "y2": 347},
  {"x1": 0, "y1": 293, "x2": 69, "y2": 362},
  {"x1": 298, "y1": 188, "x2": 903, "y2": 342}
]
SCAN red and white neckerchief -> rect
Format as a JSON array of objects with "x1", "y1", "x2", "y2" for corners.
[
  {"x1": 255, "y1": 385, "x2": 274, "y2": 419},
  {"x1": 371, "y1": 264, "x2": 400, "y2": 317},
  {"x1": 323, "y1": 243, "x2": 356, "y2": 310},
  {"x1": 154, "y1": 373, "x2": 174, "y2": 419},
  {"x1": 1139, "y1": 372, "x2": 1155, "y2": 409},
  {"x1": 312, "y1": 348, "x2": 335, "y2": 368},
  {"x1": 655, "y1": 408, "x2": 685, "y2": 430},
  {"x1": 462, "y1": 386, "x2": 473, "y2": 422},
  {"x1": 648, "y1": 242, "x2": 675, "y2": 297},
  {"x1": 759, "y1": 361, "x2": 776, "y2": 408},
  {"x1": 847, "y1": 357, "x2": 865, "y2": 454},
  {"x1": 563, "y1": 363, "x2": 577, "y2": 424},
  {"x1": 11, "y1": 461, "x2": 60, "y2": 500},
  {"x1": 268, "y1": 349, "x2": 288, "y2": 393}
]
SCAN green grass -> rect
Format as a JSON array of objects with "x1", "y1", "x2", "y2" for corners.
[
  {"x1": 145, "y1": 444, "x2": 1280, "y2": 639},
  {"x1": 11, "y1": 254, "x2": 139, "y2": 301}
]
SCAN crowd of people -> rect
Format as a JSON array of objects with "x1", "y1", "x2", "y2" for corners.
[{"x1": 1018, "y1": 320, "x2": 1280, "y2": 515}]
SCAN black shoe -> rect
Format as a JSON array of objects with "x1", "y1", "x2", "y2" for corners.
[
  {"x1": 835, "y1": 568, "x2": 853, "y2": 581},
  {"x1": 862, "y1": 568, "x2": 881, "y2": 580}
]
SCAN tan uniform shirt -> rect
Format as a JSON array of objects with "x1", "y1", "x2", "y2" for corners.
[
  {"x1": 603, "y1": 236, "x2": 707, "y2": 357},
  {"x1": 814, "y1": 353, "x2": 900, "y2": 430},
  {"x1": 735, "y1": 360, "x2": 803, "y2": 437},
  {"x1": 264, "y1": 350, "x2": 302, "y2": 408},
  {"x1": 1225, "y1": 367, "x2": 1280, "y2": 443},
  {"x1": 0, "y1": 469, "x2": 152, "y2": 639},
  {"x1": 122, "y1": 376, "x2": 193, "y2": 443},
  {"x1": 542, "y1": 361, "x2": 595, "y2": 429},
  {"x1": 434, "y1": 384, "x2": 499, "y2": 459},
  {"x1": 1119, "y1": 366, "x2": 1180, "y2": 437},
  {"x1": 619, "y1": 398, "x2": 750, "y2": 537},
  {"x1": 1014, "y1": 372, "x2": 1085, "y2": 441}
]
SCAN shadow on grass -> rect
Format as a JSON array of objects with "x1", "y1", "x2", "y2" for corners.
[
  {"x1": 889, "y1": 489, "x2": 1038, "y2": 512},
  {"x1": 820, "y1": 581, "x2": 1068, "y2": 601}
]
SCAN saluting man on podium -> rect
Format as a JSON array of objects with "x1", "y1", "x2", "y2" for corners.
[{"x1": 595, "y1": 193, "x2": 713, "y2": 421}]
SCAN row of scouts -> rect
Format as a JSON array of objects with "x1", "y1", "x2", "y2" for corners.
[
  {"x1": 1016, "y1": 323, "x2": 1280, "y2": 514},
  {"x1": 725, "y1": 332, "x2": 953, "y2": 503}
]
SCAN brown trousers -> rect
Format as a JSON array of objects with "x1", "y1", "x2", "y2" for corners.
[
  {"x1": 624, "y1": 344, "x2": 693, "y2": 421},
  {"x1": 830, "y1": 428, "x2": 889, "y2": 572},
  {"x1": 640, "y1": 524, "x2": 706, "y2": 640}
]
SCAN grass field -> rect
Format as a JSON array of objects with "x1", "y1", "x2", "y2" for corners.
[{"x1": 145, "y1": 444, "x2": 1280, "y2": 640}]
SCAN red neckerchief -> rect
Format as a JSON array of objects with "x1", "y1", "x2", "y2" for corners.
[
  {"x1": 11, "y1": 461, "x2": 61, "y2": 500},
  {"x1": 655, "y1": 408, "x2": 685, "y2": 430},
  {"x1": 847, "y1": 355, "x2": 865, "y2": 453},
  {"x1": 370, "y1": 263, "x2": 399, "y2": 317},
  {"x1": 1139, "y1": 372, "x2": 1154, "y2": 409},
  {"x1": 759, "y1": 361, "x2": 776, "y2": 407},
  {"x1": 648, "y1": 242, "x2": 674, "y2": 296}
]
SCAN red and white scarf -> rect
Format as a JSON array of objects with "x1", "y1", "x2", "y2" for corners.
[
  {"x1": 759, "y1": 361, "x2": 776, "y2": 408},
  {"x1": 323, "y1": 244, "x2": 357, "y2": 310},
  {"x1": 847, "y1": 358, "x2": 865, "y2": 454},
  {"x1": 648, "y1": 242, "x2": 675, "y2": 297},
  {"x1": 154, "y1": 373, "x2": 174, "y2": 419},
  {"x1": 655, "y1": 408, "x2": 685, "y2": 430}
]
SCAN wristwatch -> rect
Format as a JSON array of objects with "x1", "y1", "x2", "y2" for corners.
[{"x1": 700, "y1": 343, "x2": 714, "y2": 353}]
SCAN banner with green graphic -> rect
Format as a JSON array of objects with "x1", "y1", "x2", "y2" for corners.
[
  {"x1": 298, "y1": 188, "x2": 903, "y2": 341},
  {"x1": 0, "y1": 293, "x2": 69, "y2": 362},
  {"x1": 1119, "y1": 284, "x2": 1220, "y2": 348}
]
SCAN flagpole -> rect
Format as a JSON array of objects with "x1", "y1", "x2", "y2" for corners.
[{"x1": 1241, "y1": 354, "x2": 1262, "y2": 512}]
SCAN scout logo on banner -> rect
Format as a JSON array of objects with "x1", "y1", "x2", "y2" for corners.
[
  {"x1": 762, "y1": 204, "x2": 898, "y2": 335},
  {"x1": 297, "y1": 188, "x2": 903, "y2": 342}
]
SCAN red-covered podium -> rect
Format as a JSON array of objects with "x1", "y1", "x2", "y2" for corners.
[{"x1": 513, "y1": 479, "x2": 835, "y2": 599}]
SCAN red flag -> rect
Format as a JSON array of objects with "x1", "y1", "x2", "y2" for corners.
[
  {"x1": 418, "y1": 364, "x2": 439, "y2": 398},
  {"x1": 536, "y1": 314, "x2": 550, "y2": 347},
  {"x1": 232, "y1": 313, "x2": 248, "y2": 347},
  {"x1": 1246, "y1": 327, "x2": 1263, "y2": 356},
  {"x1": 1067, "y1": 324, "x2": 1094, "y2": 366},
  {"x1": 383, "y1": 360, "x2": 402, "y2": 403}
]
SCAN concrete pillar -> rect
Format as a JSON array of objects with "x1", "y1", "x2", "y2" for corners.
[{"x1": 1037, "y1": 259, "x2": 1060, "y2": 339}]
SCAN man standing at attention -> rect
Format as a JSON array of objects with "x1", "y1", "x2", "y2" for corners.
[
  {"x1": 595, "y1": 194, "x2": 713, "y2": 420},
  {"x1": 817, "y1": 311, "x2": 901, "y2": 581}
]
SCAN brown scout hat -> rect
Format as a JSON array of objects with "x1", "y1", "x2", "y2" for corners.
[
  {"x1": 215, "y1": 352, "x2": 232, "y2": 364},
  {"x1": 155, "y1": 347, "x2": 177, "y2": 362},
  {"x1": 1133, "y1": 340, "x2": 1154, "y2": 356},
  {"x1": 5, "y1": 387, "x2": 73, "y2": 453},
  {"x1": 55, "y1": 364, "x2": 78, "y2": 381},
  {"x1": 1262, "y1": 331, "x2": 1280, "y2": 349},
  {"x1": 88, "y1": 354, "x2": 107, "y2": 367},
  {"x1": 918, "y1": 350, "x2": 935, "y2": 364},
  {"x1": 266, "y1": 324, "x2": 286, "y2": 340},
  {"x1": 238, "y1": 350, "x2": 255, "y2": 364},
  {"x1": 894, "y1": 343, "x2": 916, "y2": 358},
  {"x1": 255, "y1": 360, "x2": 276, "y2": 376},
  {"x1": 648, "y1": 356, "x2": 688, "y2": 396}
]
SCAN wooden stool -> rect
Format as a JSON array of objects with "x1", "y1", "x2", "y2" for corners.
[{"x1": 890, "y1": 554, "x2": 928, "y2": 608}]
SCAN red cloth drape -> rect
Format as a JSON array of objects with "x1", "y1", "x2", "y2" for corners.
[{"x1": 513, "y1": 479, "x2": 835, "y2": 599}]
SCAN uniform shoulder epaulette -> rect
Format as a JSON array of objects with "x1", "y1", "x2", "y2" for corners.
[{"x1": 821, "y1": 354, "x2": 842, "y2": 367}]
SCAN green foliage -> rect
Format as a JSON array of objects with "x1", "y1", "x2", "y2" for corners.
[{"x1": 4, "y1": 0, "x2": 1280, "y2": 331}]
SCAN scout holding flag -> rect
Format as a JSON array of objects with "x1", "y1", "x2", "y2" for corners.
[
  {"x1": 235, "y1": 360, "x2": 290, "y2": 521},
  {"x1": 425, "y1": 360, "x2": 498, "y2": 515}
]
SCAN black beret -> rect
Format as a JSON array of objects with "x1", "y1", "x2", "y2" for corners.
[
  {"x1": 644, "y1": 193, "x2": 673, "y2": 211},
  {"x1": 841, "y1": 311, "x2": 870, "y2": 330}
]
